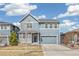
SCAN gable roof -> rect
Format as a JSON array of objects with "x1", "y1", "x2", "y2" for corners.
[
  {"x1": 19, "y1": 13, "x2": 59, "y2": 23},
  {"x1": 19, "y1": 13, "x2": 38, "y2": 23},
  {"x1": 0, "y1": 21, "x2": 20, "y2": 30}
]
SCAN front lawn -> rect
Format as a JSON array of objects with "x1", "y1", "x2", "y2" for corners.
[
  {"x1": 0, "y1": 44, "x2": 42, "y2": 50},
  {"x1": 26, "y1": 44, "x2": 42, "y2": 51},
  {"x1": 0, "y1": 50, "x2": 43, "y2": 56},
  {"x1": 0, "y1": 46, "x2": 25, "y2": 50},
  {"x1": 0, "y1": 44, "x2": 44, "y2": 56}
]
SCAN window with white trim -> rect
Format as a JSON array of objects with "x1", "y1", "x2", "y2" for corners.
[
  {"x1": 27, "y1": 23, "x2": 32, "y2": 28},
  {"x1": 1, "y1": 25, "x2": 7, "y2": 29},
  {"x1": 40, "y1": 24, "x2": 45, "y2": 28},
  {"x1": 54, "y1": 24, "x2": 58, "y2": 28}
]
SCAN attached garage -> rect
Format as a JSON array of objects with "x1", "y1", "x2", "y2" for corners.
[{"x1": 41, "y1": 36, "x2": 57, "y2": 44}]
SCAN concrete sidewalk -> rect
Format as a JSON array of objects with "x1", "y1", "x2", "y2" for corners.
[{"x1": 42, "y1": 44, "x2": 79, "y2": 56}]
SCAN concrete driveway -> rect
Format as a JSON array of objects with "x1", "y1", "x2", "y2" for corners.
[{"x1": 42, "y1": 44, "x2": 79, "y2": 56}]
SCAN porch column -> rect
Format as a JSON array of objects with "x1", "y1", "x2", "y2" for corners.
[
  {"x1": 7, "y1": 35, "x2": 9, "y2": 45},
  {"x1": 38, "y1": 33, "x2": 40, "y2": 44}
]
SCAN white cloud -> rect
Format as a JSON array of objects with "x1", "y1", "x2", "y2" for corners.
[
  {"x1": 35, "y1": 15, "x2": 46, "y2": 19},
  {"x1": 37, "y1": 15, "x2": 46, "y2": 19},
  {"x1": 69, "y1": 24, "x2": 79, "y2": 31},
  {"x1": 60, "y1": 20, "x2": 76, "y2": 28},
  {"x1": 63, "y1": 20, "x2": 76, "y2": 26},
  {"x1": 59, "y1": 20, "x2": 77, "y2": 32},
  {"x1": 13, "y1": 22, "x2": 20, "y2": 26},
  {"x1": 0, "y1": 3, "x2": 37, "y2": 16},
  {"x1": 65, "y1": 3, "x2": 79, "y2": 6},
  {"x1": 67, "y1": 5, "x2": 79, "y2": 13},
  {"x1": 53, "y1": 3, "x2": 79, "y2": 19},
  {"x1": 52, "y1": 17, "x2": 57, "y2": 19}
]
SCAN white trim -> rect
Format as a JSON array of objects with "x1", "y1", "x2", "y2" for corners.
[
  {"x1": 21, "y1": 22, "x2": 38, "y2": 23},
  {"x1": 39, "y1": 28, "x2": 59, "y2": 29}
]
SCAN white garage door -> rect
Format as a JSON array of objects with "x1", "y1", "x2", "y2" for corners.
[{"x1": 41, "y1": 37, "x2": 57, "y2": 44}]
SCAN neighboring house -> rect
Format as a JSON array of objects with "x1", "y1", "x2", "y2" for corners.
[
  {"x1": 61, "y1": 29, "x2": 79, "y2": 45},
  {"x1": 0, "y1": 22, "x2": 19, "y2": 45},
  {"x1": 19, "y1": 14, "x2": 60, "y2": 44}
]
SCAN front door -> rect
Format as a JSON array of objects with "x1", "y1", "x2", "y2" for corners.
[{"x1": 32, "y1": 33, "x2": 38, "y2": 43}]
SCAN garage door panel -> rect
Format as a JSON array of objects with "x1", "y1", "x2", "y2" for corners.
[{"x1": 41, "y1": 37, "x2": 57, "y2": 44}]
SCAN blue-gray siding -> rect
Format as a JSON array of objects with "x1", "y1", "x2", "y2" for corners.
[{"x1": 0, "y1": 30, "x2": 10, "y2": 35}]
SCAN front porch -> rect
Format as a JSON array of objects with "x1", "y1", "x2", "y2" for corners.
[
  {"x1": 19, "y1": 29, "x2": 41, "y2": 44},
  {"x1": 26, "y1": 33, "x2": 40, "y2": 44}
]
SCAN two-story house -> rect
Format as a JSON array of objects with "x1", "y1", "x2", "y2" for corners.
[
  {"x1": 0, "y1": 22, "x2": 19, "y2": 46},
  {"x1": 19, "y1": 14, "x2": 60, "y2": 44}
]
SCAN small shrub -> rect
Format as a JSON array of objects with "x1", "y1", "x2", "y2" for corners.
[{"x1": 9, "y1": 32, "x2": 18, "y2": 46}]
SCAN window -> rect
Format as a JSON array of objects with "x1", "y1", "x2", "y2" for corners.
[
  {"x1": 29, "y1": 23, "x2": 32, "y2": 28},
  {"x1": 48, "y1": 24, "x2": 50, "y2": 28},
  {"x1": 1, "y1": 25, "x2": 3, "y2": 29},
  {"x1": 50, "y1": 24, "x2": 52, "y2": 28},
  {"x1": 19, "y1": 33, "x2": 22, "y2": 38},
  {"x1": 40, "y1": 23, "x2": 58, "y2": 28},
  {"x1": 27, "y1": 23, "x2": 32, "y2": 28},
  {"x1": 23, "y1": 33, "x2": 25, "y2": 38},
  {"x1": 52, "y1": 24, "x2": 54, "y2": 28},
  {"x1": 27, "y1": 23, "x2": 29, "y2": 28},
  {"x1": 1, "y1": 25, "x2": 7, "y2": 29},
  {"x1": 45, "y1": 24, "x2": 48, "y2": 28},
  {"x1": 54, "y1": 24, "x2": 57, "y2": 28},
  {"x1": 19, "y1": 33, "x2": 25, "y2": 38},
  {"x1": 40, "y1": 24, "x2": 45, "y2": 28},
  {"x1": 4, "y1": 25, "x2": 7, "y2": 29}
]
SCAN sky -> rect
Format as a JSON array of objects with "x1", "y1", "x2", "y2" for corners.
[{"x1": 0, "y1": 3, "x2": 79, "y2": 33}]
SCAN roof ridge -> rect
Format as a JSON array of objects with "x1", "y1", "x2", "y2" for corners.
[{"x1": 19, "y1": 13, "x2": 39, "y2": 23}]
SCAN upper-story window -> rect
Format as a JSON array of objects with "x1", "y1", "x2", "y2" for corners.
[
  {"x1": 23, "y1": 33, "x2": 25, "y2": 38},
  {"x1": 54, "y1": 24, "x2": 58, "y2": 28},
  {"x1": 40, "y1": 24, "x2": 45, "y2": 28},
  {"x1": 1, "y1": 25, "x2": 4, "y2": 29},
  {"x1": 4, "y1": 25, "x2": 7, "y2": 29},
  {"x1": 1, "y1": 25, "x2": 7, "y2": 29},
  {"x1": 27, "y1": 23, "x2": 32, "y2": 28},
  {"x1": 50, "y1": 24, "x2": 52, "y2": 28},
  {"x1": 45, "y1": 24, "x2": 48, "y2": 28},
  {"x1": 40, "y1": 23, "x2": 58, "y2": 28}
]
